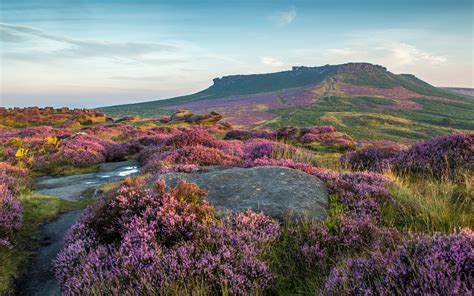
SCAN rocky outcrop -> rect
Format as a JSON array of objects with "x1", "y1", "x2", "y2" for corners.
[
  {"x1": 166, "y1": 110, "x2": 223, "y2": 125},
  {"x1": 185, "y1": 111, "x2": 223, "y2": 125},
  {"x1": 163, "y1": 166, "x2": 328, "y2": 220},
  {"x1": 170, "y1": 109, "x2": 193, "y2": 121}
]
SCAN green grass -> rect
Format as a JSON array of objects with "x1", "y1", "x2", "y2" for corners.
[
  {"x1": 0, "y1": 192, "x2": 94, "y2": 294},
  {"x1": 265, "y1": 95, "x2": 474, "y2": 142},
  {"x1": 32, "y1": 165, "x2": 99, "y2": 177},
  {"x1": 382, "y1": 173, "x2": 473, "y2": 234},
  {"x1": 265, "y1": 196, "x2": 349, "y2": 295}
]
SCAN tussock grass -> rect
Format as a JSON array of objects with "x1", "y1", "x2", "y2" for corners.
[
  {"x1": 271, "y1": 144, "x2": 321, "y2": 166},
  {"x1": 383, "y1": 173, "x2": 473, "y2": 234}
]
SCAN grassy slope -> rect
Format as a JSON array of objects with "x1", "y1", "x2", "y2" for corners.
[
  {"x1": 97, "y1": 64, "x2": 472, "y2": 143},
  {"x1": 264, "y1": 95, "x2": 474, "y2": 142},
  {"x1": 97, "y1": 63, "x2": 471, "y2": 117},
  {"x1": 97, "y1": 65, "x2": 341, "y2": 117}
]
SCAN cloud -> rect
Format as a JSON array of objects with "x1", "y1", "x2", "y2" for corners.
[
  {"x1": 262, "y1": 57, "x2": 283, "y2": 67},
  {"x1": 109, "y1": 75, "x2": 166, "y2": 81},
  {"x1": 381, "y1": 42, "x2": 447, "y2": 66},
  {"x1": 320, "y1": 41, "x2": 447, "y2": 70},
  {"x1": 0, "y1": 23, "x2": 180, "y2": 61},
  {"x1": 268, "y1": 6, "x2": 296, "y2": 26}
]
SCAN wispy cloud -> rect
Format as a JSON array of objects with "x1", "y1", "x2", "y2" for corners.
[
  {"x1": 381, "y1": 42, "x2": 447, "y2": 66},
  {"x1": 324, "y1": 41, "x2": 447, "y2": 69},
  {"x1": 109, "y1": 75, "x2": 166, "y2": 81},
  {"x1": 268, "y1": 6, "x2": 296, "y2": 26},
  {"x1": 0, "y1": 23, "x2": 180, "y2": 62},
  {"x1": 262, "y1": 57, "x2": 283, "y2": 67}
]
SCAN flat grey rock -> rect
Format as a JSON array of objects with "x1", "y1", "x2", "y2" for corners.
[
  {"x1": 36, "y1": 160, "x2": 140, "y2": 200},
  {"x1": 163, "y1": 166, "x2": 328, "y2": 220}
]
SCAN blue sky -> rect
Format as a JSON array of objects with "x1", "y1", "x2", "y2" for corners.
[{"x1": 1, "y1": 0, "x2": 473, "y2": 108}]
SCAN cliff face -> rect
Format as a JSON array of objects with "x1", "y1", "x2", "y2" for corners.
[{"x1": 210, "y1": 63, "x2": 391, "y2": 90}]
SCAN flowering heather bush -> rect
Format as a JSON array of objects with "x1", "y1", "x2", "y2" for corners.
[
  {"x1": 326, "y1": 172, "x2": 392, "y2": 219},
  {"x1": 224, "y1": 129, "x2": 276, "y2": 141},
  {"x1": 296, "y1": 216, "x2": 399, "y2": 271},
  {"x1": 143, "y1": 145, "x2": 242, "y2": 173},
  {"x1": 103, "y1": 142, "x2": 131, "y2": 162},
  {"x1": 322, "y1": 229, "x2": 474, "y2": 295},
  {"x1": 0, "y1": 184, "x2": 23, "y2": 248},
  {"x1": 224, "y1": 129, "x2": 254, "y2": 140},
  {"x1": 276, "y1": 126, "x2": 301, "y2": 141},
  {"x1": 35, "y1": 135, "x2": 107, "y2": 168},
  {"x1": 340, "y1": 147, "x2": 399, "y2": 173},
  {"x1": 55, "y1": 178, "x2": 279, "y2": 295},
  {"x1": 0, "y1": 162, "x2": 31, "y2": 193},
  {"x1": 243, "y1": 139, "x2": 275, "y2": 160},
  {"x1": 392, "y1": 133, "x2": 473, "y2": 180},
  {"x1": 161, "y1": 128, "x2": 218, "y2": 148},
  {"x1": 301, "y1": 125, "x2": 336, "y2": 135}
]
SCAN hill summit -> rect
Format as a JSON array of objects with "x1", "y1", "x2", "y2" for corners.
[{"x1": 98, "y1": 62, "x2": 473, "y2": 141}]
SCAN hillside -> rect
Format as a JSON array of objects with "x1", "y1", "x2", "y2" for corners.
[
  {"x1": 98, "y1": 63, "x2": 474, "y2": 142},
  {"x1": 441, "y1": 87, "x2": 474, "y2": 97}
]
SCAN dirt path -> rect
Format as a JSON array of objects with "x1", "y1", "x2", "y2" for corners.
[
  {"x1": 18, "y1": 160, "x2": 139, "y2": 295},
  {"x1": 18, "y1": 210, "x2": 84, "y2": 296}
]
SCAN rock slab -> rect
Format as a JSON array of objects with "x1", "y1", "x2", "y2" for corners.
[{"x1": 164, "y1": 166, "x2": 328, "y2": 220}]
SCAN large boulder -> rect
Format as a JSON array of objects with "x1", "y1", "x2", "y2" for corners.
[{"x1": 163, "y1": 166, "x2": 328, "y2": 220}]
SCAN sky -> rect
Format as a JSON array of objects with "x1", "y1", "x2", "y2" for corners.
[{"x1": 0, "y1": 0, "x2": 473, "y2": 108}]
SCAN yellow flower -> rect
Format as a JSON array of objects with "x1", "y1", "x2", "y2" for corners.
[
  {"x1": 15, "y1": 147, "x2": 29, "y2": 158},
  {"x1": 46, "y1": 136, "x2": 61, "y2": 147}
]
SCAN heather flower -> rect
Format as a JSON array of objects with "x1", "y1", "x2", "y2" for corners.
[
  {"x1": 322, "y1": 229, "x2": 474, "y2": 295},
  {"x1": 161, "y1": 128, "x2": 218, "y2": 148},
  {"x1": 0, "y1": 184, "x2": 23, "y2": 247},
  {"x1": 224, "y1": 129, "x2": 276, "y2": 141},
  {"x1": 340, "y1": 147, "x2": 399, "y2": 173},
  {"x1": 0, "y1": 162, "x2": 31, "y2": 193},
  {"x1": 55, "y1": 178, "x2": 279, "y2": 295},
  {"x1": 143, "y1": 145, "x2": 241, "y2": 173},
  {"x1": 392, "y1": 133, "x2": 473, "y2": 180},
  {"x1": 296, "y1": 216, "x2": 399, "y2": 270}
]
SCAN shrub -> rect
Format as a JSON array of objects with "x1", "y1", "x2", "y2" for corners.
[
  {"x1": 340, "y1": 147, "x2": 399, "y2": 173},
  {"x1": 0, "y1": 184, "x2": 23, "y2": 248},
  {"x1": 224, "y1": 129, "x2": 253, "y2": 140},
  {"x1": 392, "y1": 133, "x2": 473, "y2": 180},
  {"x1": 322, "y1": 229, "x2": 474, "y2": 295},
  {"x1": 55, "y1": 178, "x2": 279, "y2": 295},
  {"x1": 224, "y1": 129, "x2": 276, "y2": 141},
  {"x1": 0, "y1": 162, "x2": 31, "y2": 193},
  {"x1": 162, "y1": 128, "x2": 217, "y2": 148},
  {"x1": 143, "y1": 145, "x2": 241, "y2": 173},
  {"x1": 292, "y1": 215, "x2": 400, "y2": 285}
]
